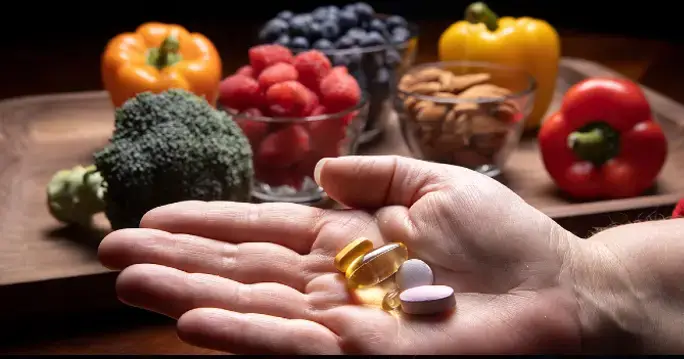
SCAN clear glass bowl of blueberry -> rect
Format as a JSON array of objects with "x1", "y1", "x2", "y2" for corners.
[{"x1": 258, "y1": 2, "x2": 419, "y2": 144}]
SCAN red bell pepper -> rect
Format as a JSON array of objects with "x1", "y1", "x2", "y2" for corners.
[{"x1": 538, "y1": 77, "x2": 668, "y2": 199}]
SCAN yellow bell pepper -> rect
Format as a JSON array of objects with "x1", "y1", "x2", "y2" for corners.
[{"x1": 438, "y1": 2, "x2": 560, "y2": 130}]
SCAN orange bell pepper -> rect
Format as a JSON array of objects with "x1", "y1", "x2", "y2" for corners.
[{"x1": 101, "y1": 22, "x2": 222, "y2": 108}]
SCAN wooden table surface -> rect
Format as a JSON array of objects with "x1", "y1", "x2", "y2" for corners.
[{"x1": 1, "y1": 20, "x2": 683, "y2": 354}]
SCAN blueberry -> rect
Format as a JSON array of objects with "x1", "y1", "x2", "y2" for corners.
[
  {"x1": 308, "y1": 22, "x2": 323, "y2": 40},
  {"x1": 346, "y1": 28, "x2": 367, "y2": 44},
  {"x1": 360, "y1": 31, "x2": 386, "y2": 47},
  {"x1": 301, "y1": 13, "x2": 314, "y2": 23},
  {"x1": 368, "y1": 18, "x2": 387, "y2": 34},
  {"x1": 313, "y1": 38, "x2": 334, "y2": 50},
  {"x1": 320, "y1": 21, "x2": 340, "y2": 40},
  {"x1": 385, "y1": 15, "x2": 408, "y2": 30},
  {"x1": 346, "y1": 52, "x2": 363, "y2": 68},
  {"x1": 354, "y1": 2, "x2": 375, "y2": 22},
  {"x1": 342, "y1": 4, "x2": 357, "y2": 14},
  {"x1": 290, "y1": 36, "x2": 310, "y2": 50},
  {"x1": 335, "y1": 35, "x2": 355, "y2": 49},
  {"x1": 312, "y1": 7, "x2": 329, "y2": 22},
  {"x1": 332, "y1": 54, "x2": 351, "y2": 67},
  {"x1": 326, "y1": 5, "x2": 340, "y2": 15},
  {"x1": 259, "y1": 18, "x2": 289, "y2": 42},
  {"x1": 289, "y1": 14, "x2": 312, "y2": 37},
  {"x1": 276, "y1": 10, "x2": 294, "y2": 21},
  {"x1": 338, "y1": 10, "x2": 359, "y2": 30},
  {"x1": 373, "y1": 67, "x2": 391, "y2": 86},
  {"x1": 274, "y1": 34, "x2": 291, "y2": 47},
  {"x1": 385, "y1": 49, "x2": 402, "y2": 67},
  {"x1": 391, "y1": 27, "x2": 411, "y2": 44},
  {"x1": 333, "y1": 52, "x2": 362, "y2": 70}
]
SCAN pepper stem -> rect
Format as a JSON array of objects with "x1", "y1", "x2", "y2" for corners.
[
  {"x1": 567, "y1": 123, "x2": 620, "y2": 166},
  {"x1": 147, "y1": 35, "x2": 183, "y2": 70},
  {"x1": 465, "y1": 2, "x2": 500, "y2": 31}
]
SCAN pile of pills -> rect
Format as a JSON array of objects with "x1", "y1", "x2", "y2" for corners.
[{"x1": 334, "y1": 237, "x2": 456, "y2": 315}]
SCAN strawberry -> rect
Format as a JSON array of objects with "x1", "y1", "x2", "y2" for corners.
[
  {"x1": 295, "y1": 144, "x2": 342, "y2": 180},
  {"x1": 306, "y1": 104, "x2": 350, "y2": 151},
  {"x1": 236, "y1": 65, "x2": 254, "y2": 78},
  {"x1": 241, "y1": 107, "x2": 263, "y2": 117},
  {"x1": 257, "y1": 124, "x2": 310, "y2": 167},
  {"x1": 257, "y1": 63, "x2": 299, "y2": 91},
  {"x1": 319, "y1": 70, "x2": 361, "y2": 113},
  {"x1": 265, "y1": 80, "x2": 319, "y2": 117},
  {"x1": 340, "y1": 111, "x2": 357, "y2": 125},
  {"x1": 294, "y1": 151, "x2": 322, "y2": 179},
  {"x1": 218, "y1": 74, "x2": 262, "y2": 111},
  {"x1": 248, "y1": 44, "x2": 294, "y2": 76},
  {"x1": 292, "y1": 50, "x2": 332, "y2": 94},
  {"x1": 236, "y1": 117, "x2": 269, "y2": 151},
  {"x1": 330, "y1": 66, "x2": 349, "y2": 76},
  {"x1": 308, "y1": 118, "x2": 346, "y2": 152},
  {"x1": 310, "y1": 105, "x2": 327, "y2": 116}
]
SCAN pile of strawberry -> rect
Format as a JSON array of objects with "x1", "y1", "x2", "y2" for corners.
[{"x1": 217, "y1": 44, "x2": 362, "y2": 190}]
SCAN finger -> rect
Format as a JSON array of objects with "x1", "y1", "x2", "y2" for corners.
[
  {"x1": 177, "y1": 308, "x2": 342, "y2": 355},
  {"x1": 116, "y1": 264, "x2": 312, "y2": 320},
  {"x1": 99, "y1": 228, "x2": 313, "y2": 291},
  {"x1": 314, "y1": 155, "x2": 454, "y2": 209},
  {"x1": 140, "y1": 201, "x2": 328, "y2": 254}
]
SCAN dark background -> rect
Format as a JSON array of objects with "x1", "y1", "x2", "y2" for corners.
[
  {"x1": 9, "y1": 0, "x2": 676, "y2": 42},
  {"x1": 1, "y1": 0, "x2": 679, "y2": 99}
]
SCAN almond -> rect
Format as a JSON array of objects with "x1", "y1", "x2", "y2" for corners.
[
  {"x1": 405, "y1": 81, "x2": 442, "y2": 95},
  {"x1": 440, "y1": 73, "x2": 492, "y2": 93}
]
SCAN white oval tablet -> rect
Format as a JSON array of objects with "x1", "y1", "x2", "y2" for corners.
[
  {"x1": 395, "y1": 259, "x2": 434, "y2": 290},
  {"x1": 399, "y1": 285, "x2": 456, "y2": 315}
]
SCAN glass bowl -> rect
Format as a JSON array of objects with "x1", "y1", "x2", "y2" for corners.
[
  {"x1": 226, "y1": 94, "x2": 369, "y2": 204},
  {"x1": 257, "y1": 12, "x2": 419, "y2": 144},
  {"x1": 394, "y1": 61, "x2": 536, "y2": 177}
]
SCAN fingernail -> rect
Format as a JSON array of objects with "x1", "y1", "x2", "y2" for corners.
[{"x1": 313, "y1": 158, "x2": 329, "y2": 186}]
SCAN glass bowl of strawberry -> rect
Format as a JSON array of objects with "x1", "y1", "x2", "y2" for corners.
[{"x1": 218, "y1": 46, "x2": 369, "y2": 203}]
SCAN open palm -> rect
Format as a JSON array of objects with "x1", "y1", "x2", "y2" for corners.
[{"x1": 99, "y1": 155, "x2": 584, "y2": 354}]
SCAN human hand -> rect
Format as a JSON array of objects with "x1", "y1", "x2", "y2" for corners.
[{"x1": 98, "y1": 155, "x2": 585, "y2": 354}]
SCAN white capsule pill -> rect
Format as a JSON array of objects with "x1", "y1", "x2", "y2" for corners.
[
  {"x1": 395, "y1": 259, "x2": 434, "y2": 290},
  {"x1": 399, "y1": 285, "x2": 456, "y2": 315}
]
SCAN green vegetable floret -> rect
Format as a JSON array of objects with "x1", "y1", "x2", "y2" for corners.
[{"x1": 46, "y1": 89, "x2": 254, "y2": 230}]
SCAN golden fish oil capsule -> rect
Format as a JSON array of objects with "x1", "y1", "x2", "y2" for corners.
[
  {"x1": 344, "y1": 255, "x2": 366, "y2": 277},
  {"x1": 334, "y1": 237, "x2": 374, "y2": 273},
  {"x1": 382, "y1": 288, "x2": 402, "y2": 311},
  {"x1": 346, "y1": 242, "x2": 408, "y2": 289}
]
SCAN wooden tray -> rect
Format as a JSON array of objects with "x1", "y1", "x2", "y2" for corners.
[{"x1": 0, "y1": 57, "x2": 682, "y2": 320}]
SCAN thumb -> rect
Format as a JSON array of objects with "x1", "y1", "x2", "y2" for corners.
[{"x1": 313, "y1": 155, "x2": 451, "y2": 209}]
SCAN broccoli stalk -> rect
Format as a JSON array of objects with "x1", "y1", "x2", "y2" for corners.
[
  {"x1": 47, "y1": 165, "x2": 106, "y2": 227},
  {"x1": 46, "y1": 89, "x2": 254, "y2": 230}
]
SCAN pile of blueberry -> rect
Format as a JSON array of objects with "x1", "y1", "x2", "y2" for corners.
[
  {"x1": 258, "y1": 3, "x2": 416, "y2": 141},
  {"x1": 258, "y1": 3, "x2": 412, "y2": 52}
]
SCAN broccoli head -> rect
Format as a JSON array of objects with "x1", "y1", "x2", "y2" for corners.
[{"x1": 47, "y1": 89, "x2": 254, "y2": 230}]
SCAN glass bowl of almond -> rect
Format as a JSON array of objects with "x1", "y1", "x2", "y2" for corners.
[{"x1": 394, "y1": 61, "x2": 536, "y2": 177}]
